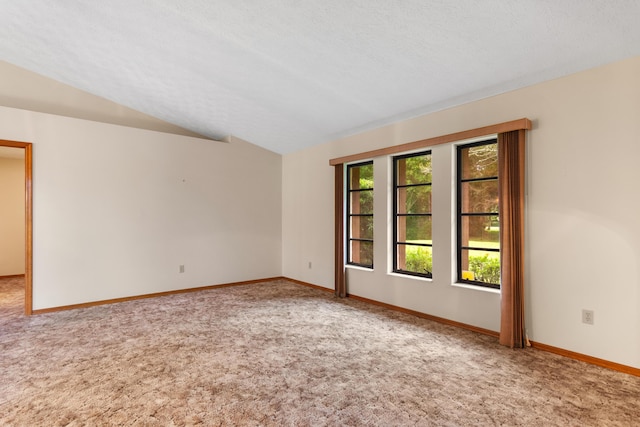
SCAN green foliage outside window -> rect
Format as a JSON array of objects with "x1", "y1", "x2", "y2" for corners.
[
  {"x1": 405, "y1": 246, "x2": 432, "y2": 275},
  {"x1": 404, "y1": 246, "x2": 498, "y2": 281},
  {"x1": 468, "y1": 254, "x2": 500, "y2": 284}
]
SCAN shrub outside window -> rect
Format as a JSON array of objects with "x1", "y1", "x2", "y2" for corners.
[
  {"x1": 347, "y1": 161, "x2": 374, "y2": 268},
  {"x1": 457, "y1": 139, "x2": 500, "y2": 288},
  {"x1": 393, "y1": 151, "x2": 432, "y2": 278}
]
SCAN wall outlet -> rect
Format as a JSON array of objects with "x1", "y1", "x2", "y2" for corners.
[
  {"x1": 582, "y1": 309, "x2": 594, "y2": 325},
  {"x1": 179, "y1": 265, "x2": 185, "y2": 273},
  {"x1": 308, "y1": 261, "x2": 312, "y2": 269}
]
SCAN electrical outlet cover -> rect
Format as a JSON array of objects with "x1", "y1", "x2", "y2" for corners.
[{"x1": 582, "y1": 309, "x2": 594, "y2": 325}]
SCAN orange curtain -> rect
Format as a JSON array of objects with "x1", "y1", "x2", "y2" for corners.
[
  {"x1": 498, "y1": 130, "x2": 527, "y2": 348},
  {"x1": 335, "y1": 165, "x2": 346, "y2": 298}
]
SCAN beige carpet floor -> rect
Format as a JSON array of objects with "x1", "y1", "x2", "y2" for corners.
[{"x1": 1, "y1": 276, "x2": 639, "y2": 426}]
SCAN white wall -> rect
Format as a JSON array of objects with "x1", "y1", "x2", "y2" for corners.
[
  {"x1": 0, "y1": 106, "x2": 282, "y2": 310},
  {"x1": 0, "y1": 156, "x2": 25, "y2": 275},
  {"x1": 282, "y1": 56, "x2": 640, "y2": 369}
]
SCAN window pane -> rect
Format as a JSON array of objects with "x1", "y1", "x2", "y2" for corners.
[
  {"x1": 347, "y1": 161, "x2": 373, "y2": 268},
  {"x1": 461, "y1": 143, "x2": 498, "y2": 180},
  {"x1": 350, "y1": 215, "x2": 373, "y2": 240},
  {"x1": 393, "y1": 151, "x2": 432, "y2": 278},
  {"x1": 350, "y1": 189, "x2": 373, "y2": 214},
  {"x1": 397, "y1": 215, "x2": 432, "y2": 242},
  {"x1": 457, "y1": 140, "x2": 499, "y2": 288},
  {"x1": 397, "y1": 155, "x2": 432, "y2": 185},
  {"x1": 397, "y1": 244, "x2": 432, "y2": 276},
  {"x1": 460, "y1": 249, "x2": 500, "y2": 285},
  {"x1": 350, "y1": 163, "x2": 373, "y2": 190},
  {"x1": 397, "y1": 185, "x2": 432, "y2": 214},
  {"x1": 460, "y1": 216, "x2": 499, "y2": 248},
  {"x1": 460, "y1": 180, "x2": 498, "y2": 213},
  {"x1": 350, "y1": 240, "x2": 373, "y2": 266}
]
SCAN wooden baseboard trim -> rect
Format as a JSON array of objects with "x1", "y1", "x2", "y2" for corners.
[
  {"x1": 31, "y1": 277, "x2": 284, "y2": 315},
  {"x1": 0, "y1": 274, "x2": 26, "y2": 279},
  {"x1": 530, "y1": 341, "x2": 640, "y2": 377}
]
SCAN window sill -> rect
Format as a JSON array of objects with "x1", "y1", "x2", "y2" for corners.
[
  {"x1": 387, "y1": 272, "x2": 433, "y2": 283},
  {"x1": 346, "y1": 265, "x2": 374, "y2": 272},
  {"x1": 451, "y1": 282, "x2": 500, "y2": 294}
]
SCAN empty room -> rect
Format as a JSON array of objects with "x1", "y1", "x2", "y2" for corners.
[{"x1": 1, "y1": 2, "x2": 640, "y2": 425}]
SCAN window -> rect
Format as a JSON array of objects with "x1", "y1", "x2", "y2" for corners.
[
  {"x1": 393, "y1": 151, "x2": 432, "y2": 278},
  {"x1": 457, "y1": 139, "x2": 500, "y2": 288},
  {"x1": 347, "y1": 161, "x2": 374, "y2": 268}
]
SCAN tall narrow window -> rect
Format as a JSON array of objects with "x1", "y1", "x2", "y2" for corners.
[
  {"x1": 393, "y1": 151, "x2": 432, "y2": 278},
  {"x1": 347, "y1": 161, "x2": 373, "y2": 268},
  {"x1": 457, "y1": 139, "x2": 500, "y2": 288}
]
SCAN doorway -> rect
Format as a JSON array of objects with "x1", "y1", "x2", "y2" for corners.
[{"x1": 0, "y1": 140, "x2": 32, "y2": 315}]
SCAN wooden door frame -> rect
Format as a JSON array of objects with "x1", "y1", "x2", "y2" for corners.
[{"x1": 1, "y1": 139, "x2": 33, "y2": 315}]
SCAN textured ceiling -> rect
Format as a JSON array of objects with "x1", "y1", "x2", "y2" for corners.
[{"x1": 1, "y1": 1, "x2": 639, "y2": 154}]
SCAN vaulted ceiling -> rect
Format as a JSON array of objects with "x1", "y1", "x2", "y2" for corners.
[{"x1": 1, "y1": 1, "x2": 639, "y2": 154}]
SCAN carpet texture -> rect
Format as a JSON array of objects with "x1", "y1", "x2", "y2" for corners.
[{"x1": 1, "y1": 277, "x2": 639, "y2": 426}]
